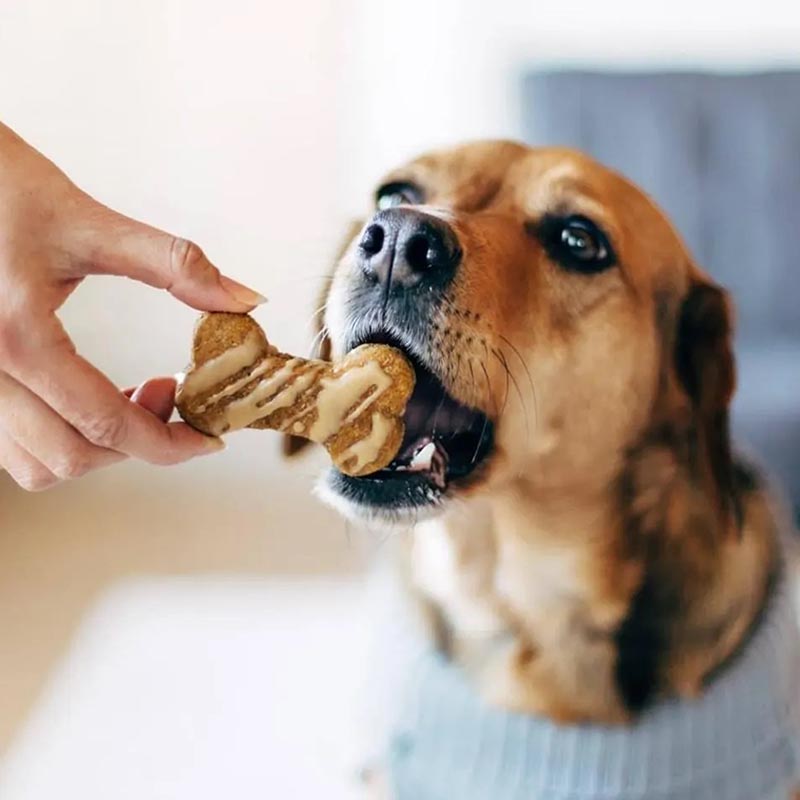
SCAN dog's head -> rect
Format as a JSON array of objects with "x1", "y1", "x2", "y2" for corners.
[{"x1": 295, "y1": 141, "x2": 737, "y2": 528}]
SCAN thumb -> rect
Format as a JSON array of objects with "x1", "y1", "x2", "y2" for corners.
[{"x1": 73, "y1": 205, "x2": 266, "y2": 311}]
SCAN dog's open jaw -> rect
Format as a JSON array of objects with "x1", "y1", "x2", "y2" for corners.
[{"x1": 318, "y1": 329, "x2": 494, "y2": 523}]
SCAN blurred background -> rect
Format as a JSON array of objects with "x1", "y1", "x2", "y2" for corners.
[{"x1": 0, "y1": 1, "x2": 798, "y2": 797}]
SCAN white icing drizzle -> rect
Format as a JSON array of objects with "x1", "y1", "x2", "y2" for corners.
[
  {"x1": 219, "y1": 359, "x2": 319, "y2": 433},
  {"x1": 181, "y1": 329, "x2": 400, "y2": 471},
  {"x1": 252, "y1": 366, "x2": 322, "y2": 421},
  {"x1": 181, "y1": 332, "x2": 265, "y2": 397},
  {"x1": 309, "y1": 361, "x2": 393, "y2": 443},
  {"x1": 339, "y1": 412, "x2": 393, "y2": 472},
  {"x1": 197, "y1": 355, "x2": 283, "y2": 412}
]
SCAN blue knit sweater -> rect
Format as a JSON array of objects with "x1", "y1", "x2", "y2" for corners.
[{"x1": 363, "y1": 563, "x2": 800, "y2": 800}]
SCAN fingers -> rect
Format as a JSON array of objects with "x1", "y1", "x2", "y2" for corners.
[
  {"x1": 29, "y1": 350, "x2": 223, "y2": 464},
  {"x1": 0, "y1": 371, "x2": 125, "y2": 484},
  {"x1": 70, "y1": 205, "x2": 265, "y2": 312},
  {"x1": 0, "y1": 428, "x2": 57, "y2": 492},
  {"x1": 128, "y1": 377, "x2": 178, "y2": 423},
  {"x1": 0, "y1": 368, "x2": 221, "y2": 492},
  {"x1": 1, "y1": 317, "x2": 225, "y2": 467}
]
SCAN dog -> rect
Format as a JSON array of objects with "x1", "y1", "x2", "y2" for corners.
[{"x1": 286, "y1": 140, "x2": 800, "y2": 798}]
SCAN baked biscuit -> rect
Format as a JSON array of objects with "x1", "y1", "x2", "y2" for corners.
[{"x1": 175, "y1": 313, "x2": 415, "y2": 476}]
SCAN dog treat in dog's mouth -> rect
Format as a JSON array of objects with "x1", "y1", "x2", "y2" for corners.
[{"x1": 175, "y1": 313, "x2": 415, "y2": 477}]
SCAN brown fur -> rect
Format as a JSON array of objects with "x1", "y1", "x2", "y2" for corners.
[{"x1": 289, "y1": 141, "x2": 786, "y2": 729}]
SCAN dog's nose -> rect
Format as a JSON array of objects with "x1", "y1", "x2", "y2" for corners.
[{"x1": 358, "y1": 208, "x2": 460, "y2": 290}]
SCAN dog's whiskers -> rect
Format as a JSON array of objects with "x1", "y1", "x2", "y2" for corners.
[
  {"x1": 490, "y1": 347, "x2": 512, "y2": 416},
  {"x1": 453, "y1": 352, "x2": 463, "y2": 389},
  {"x1": 431, "y1": 386, "x2": 448, "y2": 438},
  {"x1": 478, "y1": 358, "x2": 499, "y2": 418},
  {"x1": 499, "y1": 333, "x2": 538, "y2": 427},
  {"x1": 472, "y1": 357, "x2": 496, "y2": 465},
  {"x1": 308, "y1": 301, "x2": 329, "y2": 325},
  {"x1": 492, "y1": 346, "x2": 531, "y2": 443},
  {"x1": 479, "y1": 340, "x2": 501, "y2": 412},
  {"x1": 308, "y1": 325, "x2": 330, "y2": 359},
  {"x1": 468, "y1": 358, "x2": 478, "y2": 404}
]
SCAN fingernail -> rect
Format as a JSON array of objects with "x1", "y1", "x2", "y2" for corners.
[
  {"x1": 203, "y1": 436, "x2": 226, "y2": 453},
  {"x1": 219, "y1": 275, "x2": 267, "y2": 307}
]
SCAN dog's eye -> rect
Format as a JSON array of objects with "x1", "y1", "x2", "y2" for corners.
[
  {"x1": 536, "y1": 215, "x2": 616, "y2": 273},
  {"x1": 375, "y1": 181, "x2": 423, "y2": 210}
]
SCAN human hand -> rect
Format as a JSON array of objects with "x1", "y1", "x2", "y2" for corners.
[{"x1": 0, "y1": 122, "x2": 264, "y2": 490}]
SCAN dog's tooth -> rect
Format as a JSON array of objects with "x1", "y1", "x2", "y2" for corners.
[{"x1": 409, "y1": 441, "x2": 436, "y2": 471}]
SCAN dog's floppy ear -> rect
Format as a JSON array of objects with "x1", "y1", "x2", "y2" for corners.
[
  {"x1": 282, "y1": 220, "x2": 364, "y2": 460},
  {"x1": 673, "y1": 279, "x2": 740, "y2": 533}
]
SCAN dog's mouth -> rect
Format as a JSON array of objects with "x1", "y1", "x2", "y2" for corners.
[
  {"x1": 323, "y1": 331, "x2": 494, "y2": 518},
  {"x1": 372, "y1": 341, "x2": 494, "y2": 487}
]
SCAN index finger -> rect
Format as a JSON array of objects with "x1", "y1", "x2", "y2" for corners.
[{"x1": 70, "y1": 206, "x2": 266, "y2": 312}]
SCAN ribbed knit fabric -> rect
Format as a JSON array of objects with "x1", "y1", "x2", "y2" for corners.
[{"x1": 365, "y1": 567, "x2": 800, "y2": 800}]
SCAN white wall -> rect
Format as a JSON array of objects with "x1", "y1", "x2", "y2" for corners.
[
  {"x1": 342, "y1": 0, "x2": 800, "y2": 196},
  {"x1": 0, "y1": 2, "x2": 364, "y2": 745},
  {"x1": 0, "y1": 0, "x2": 353, "y2": 376},
  {"x1": 0, "y1": 0, "x2": 358, "y2": 488}
]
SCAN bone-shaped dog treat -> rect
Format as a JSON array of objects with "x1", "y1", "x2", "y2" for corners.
[{"x1": 175, "y1": 313, "x2": 415, "y2": 477}]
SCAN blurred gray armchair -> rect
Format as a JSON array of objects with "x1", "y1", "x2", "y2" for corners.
[{"x1": 522, "y1": 71, "x2": 800, "y2": 517}]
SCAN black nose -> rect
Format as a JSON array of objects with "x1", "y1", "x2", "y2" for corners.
[{"x1": 357, "y1": 208, "x2": 460, "y2": 290}]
